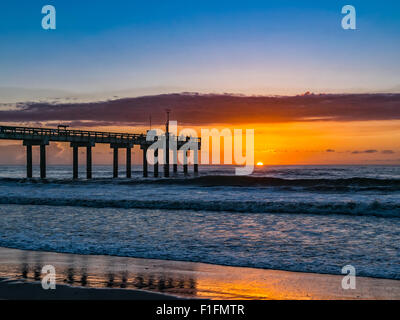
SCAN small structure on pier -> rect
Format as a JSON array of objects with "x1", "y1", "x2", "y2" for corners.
[{"x1": 0, "y1": 125, "x2": 200, "y2": 179}]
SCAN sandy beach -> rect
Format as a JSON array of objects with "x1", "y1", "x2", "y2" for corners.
[{"x1": 0, "y1": 247, "x2": 399, "y2": 300}]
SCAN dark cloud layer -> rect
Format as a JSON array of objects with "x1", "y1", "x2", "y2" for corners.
[
  {"x1": 352, "y1": 150, "x2": 378, "y2": 154},
  {"x1": 0, "y1": 93, "x2": 400, "y2": 126}
]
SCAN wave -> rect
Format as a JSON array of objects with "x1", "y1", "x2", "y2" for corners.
[
  {"x1": 0, "y1": 196, "x2": 399, "y2": 218},
  {"x1": 2, "y1": 176, "x2": 400, "y2": 191}
]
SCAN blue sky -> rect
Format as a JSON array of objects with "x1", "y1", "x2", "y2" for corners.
[{"x1": 0, "y1": 0, "x2": 399, "y2": 96}]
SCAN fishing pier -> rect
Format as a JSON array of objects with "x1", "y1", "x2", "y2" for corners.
[{"x1": 0, "y1": 125, "x2": 200, "y2": 179}]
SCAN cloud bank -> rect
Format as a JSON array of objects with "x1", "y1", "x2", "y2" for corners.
[{"x1": 0, "y1": 93, "x2": 399, "y2": 126}]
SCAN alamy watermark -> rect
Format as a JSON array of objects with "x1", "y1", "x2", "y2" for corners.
[
  {"x1": 41, "y1": 5, "x2": 56, "y2": 30},
  {"x1": 341, "y1": 265, "x2": 356, "y2": 290},
  {"x1": 146, "y1": 121, "x2": 255, "y2": 175},
  {"x1": 41, "y1": 265, "x2": 56, "y2": 290},
  {"x1": 342, "y1": 5, "x2": 356, "y2": 30},
  {"x1": 41, "y1": 5, "x2": 356, "y2": 31}
]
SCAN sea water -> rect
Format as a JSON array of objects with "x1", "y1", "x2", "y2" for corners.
[{"x1": 0, "y1": 165, "x2": 399, "y2": 279}]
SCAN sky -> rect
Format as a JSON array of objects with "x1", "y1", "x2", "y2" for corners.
[
  {"x1": 0, "y1": 1, "x2": 399, "y2": 165},
  {"x1": 0, "y1": 0, "x2": 400, "y2": 95}
]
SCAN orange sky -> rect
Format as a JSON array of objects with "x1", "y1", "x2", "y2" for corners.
[{"x1": 0, "y1": 119, "x2": 399, "y2": 165}]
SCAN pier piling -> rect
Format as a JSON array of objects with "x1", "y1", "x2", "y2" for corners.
[
  {"x1": 23, "y1": 139, "x2": 48, "y2": 179},
  {"x1": 164, "y1": 140, "x2": 170, "y2": 177},
  {"x1": 71, "y1": 142, "x2": 95, "y2": 179},
  {"x1": 113, "y1": 147, "x2": 118, "y2": 178},
  {"x1": 142, "y1": 145, "x2": 148, "y2": 177},
  {"x1": 73, "y1": 146, "x2": 78, "y2": 179},
  {"x1": 40, "y1": 145, "x2": 46, "y2": 179},
  {"x1": 154, "y1": 149, "x2": 159, "y2": 177},
  {"x1": 4, "y1": 126, "x2": 200, "y2": 179},
  {"x1": 86, "y1": 146, "x2": 92, "y2": 179},
  {"x1": 126, "y1": 147, "x2": 131, "y2": 178},
  {"x1": 26, "y1": 145, "x2": 32, "y2": 178},
  {"x1": 111, "y1": 143, "x2": 134, "y2": 179},
  {"x1": 183, "y1": 150, "x2": 188, "y2": 175}
]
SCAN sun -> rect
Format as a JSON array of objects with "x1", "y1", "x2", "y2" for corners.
[{"x1": 256, "y1": 162, "x2": 264, "y2": 166}]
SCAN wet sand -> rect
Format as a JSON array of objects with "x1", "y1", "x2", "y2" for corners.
[
  {"x1": 0, "y1": 247, "x2": 399, "y2": 300},
  {"x1": 0, "y1": 277, "x2": 179, "y2": 300}
]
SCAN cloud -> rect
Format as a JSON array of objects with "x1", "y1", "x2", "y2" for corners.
[
  {"x1": 326, "y1": 149, "x2": 335, "y2": 152},
  {"x1": 381, "y1": 150, "x2": 395, "y2": 154},
  {"x1": 0, "y1": 93, "x2": 399, "y2": 126},
  {"x1": 351, "y1": 150, "x2": 378, "y2": 154}
]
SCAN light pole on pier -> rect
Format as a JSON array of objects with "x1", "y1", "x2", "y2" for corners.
[{"x1": 164, "y1": 109, "x2": 171, "y2": 177}]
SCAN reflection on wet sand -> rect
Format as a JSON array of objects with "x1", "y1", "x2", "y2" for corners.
[
  {"x1": 1, "y1": 247, "x2": 399, "y2": 300},
  {"x1": 10, "y1": 249, "x2": 198, "y2": 297}
]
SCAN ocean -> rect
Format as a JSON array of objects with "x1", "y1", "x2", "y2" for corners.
[{"x1": 0, "y1": 165, "x2": 399, "y2": 280}]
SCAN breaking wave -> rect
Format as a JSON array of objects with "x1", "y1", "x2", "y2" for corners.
[
  {"x1": 0, "y1": 196, "x2": 399, "y2": 218},
  {"x1": 2, "y1": 175, "x2": 400, "y2": 191}
]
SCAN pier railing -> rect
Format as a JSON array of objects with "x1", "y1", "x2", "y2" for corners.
[{"x1": 0, "y1": 125, "x2": 145, "y2": 143}]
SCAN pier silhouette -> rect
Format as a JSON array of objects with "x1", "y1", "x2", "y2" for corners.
[{"x1": 0, "y1": 125, "x2": 200, "y2": 179}]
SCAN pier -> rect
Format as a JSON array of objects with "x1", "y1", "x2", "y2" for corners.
[{"x1": 0, "y1": 125, "x2": 200, "y2": 179}]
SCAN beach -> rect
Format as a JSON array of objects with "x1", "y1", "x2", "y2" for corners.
[
  {"x1": 0, "y1": 247, "x2": 399, "y2": 300},
  {"x1": 0, "y1": 165, "x2": 399, "y2": 300}
]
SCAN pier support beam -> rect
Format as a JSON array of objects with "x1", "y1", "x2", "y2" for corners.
[
  {"x1": 23, "y1": 140, "x2": 49, "y2": 179},
  {"x1": 86, "y1": 146, "x2": 92, "y2": 179},
  {"x1": 110, "y1": 143, "x2": 134, "y2": 179},
  {"x1": 141, "y1": 145, "x2": 148, "y2": 177},
  {"x1": 183, "y1": 150, "x2": 188, "y2": 175},
  {"x1": 194, "y1": 149, "x2": 199, "y2": 174},
  {"x1": 173, "y1": 136, "x2": 178, "y2": 174},
  {"x1": 126, "y1": 147, "x2": 131, "y2": 178},
  {"x1": 73, "y1": 146, "x2": 78, "y2": 179},
  {"x1": 154, "y1": 149, "x2": 159, "y2": 177},
  {"x1": 113, "y1": 147, "x2": 118, "y2": 178},
  {"x1": 164, "y1": 162, "x2": 169, "y2": 177},
  {"x1": 40, "y1": 145, "x2": 46, "y2": 179},
  {"x1": 164, "y1": 135, "x2": 170, "y2": 178},
  {"x1": 71, "y1": 142, "x2": 95, "y2": 179},
  {"x1": 26, "y1": 145, "x2": 32, "y2": 178}
]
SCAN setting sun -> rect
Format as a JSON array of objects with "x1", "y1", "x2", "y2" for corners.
[{"x1": 256, "y1": 162, "x2": 264, "y2": 166}]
